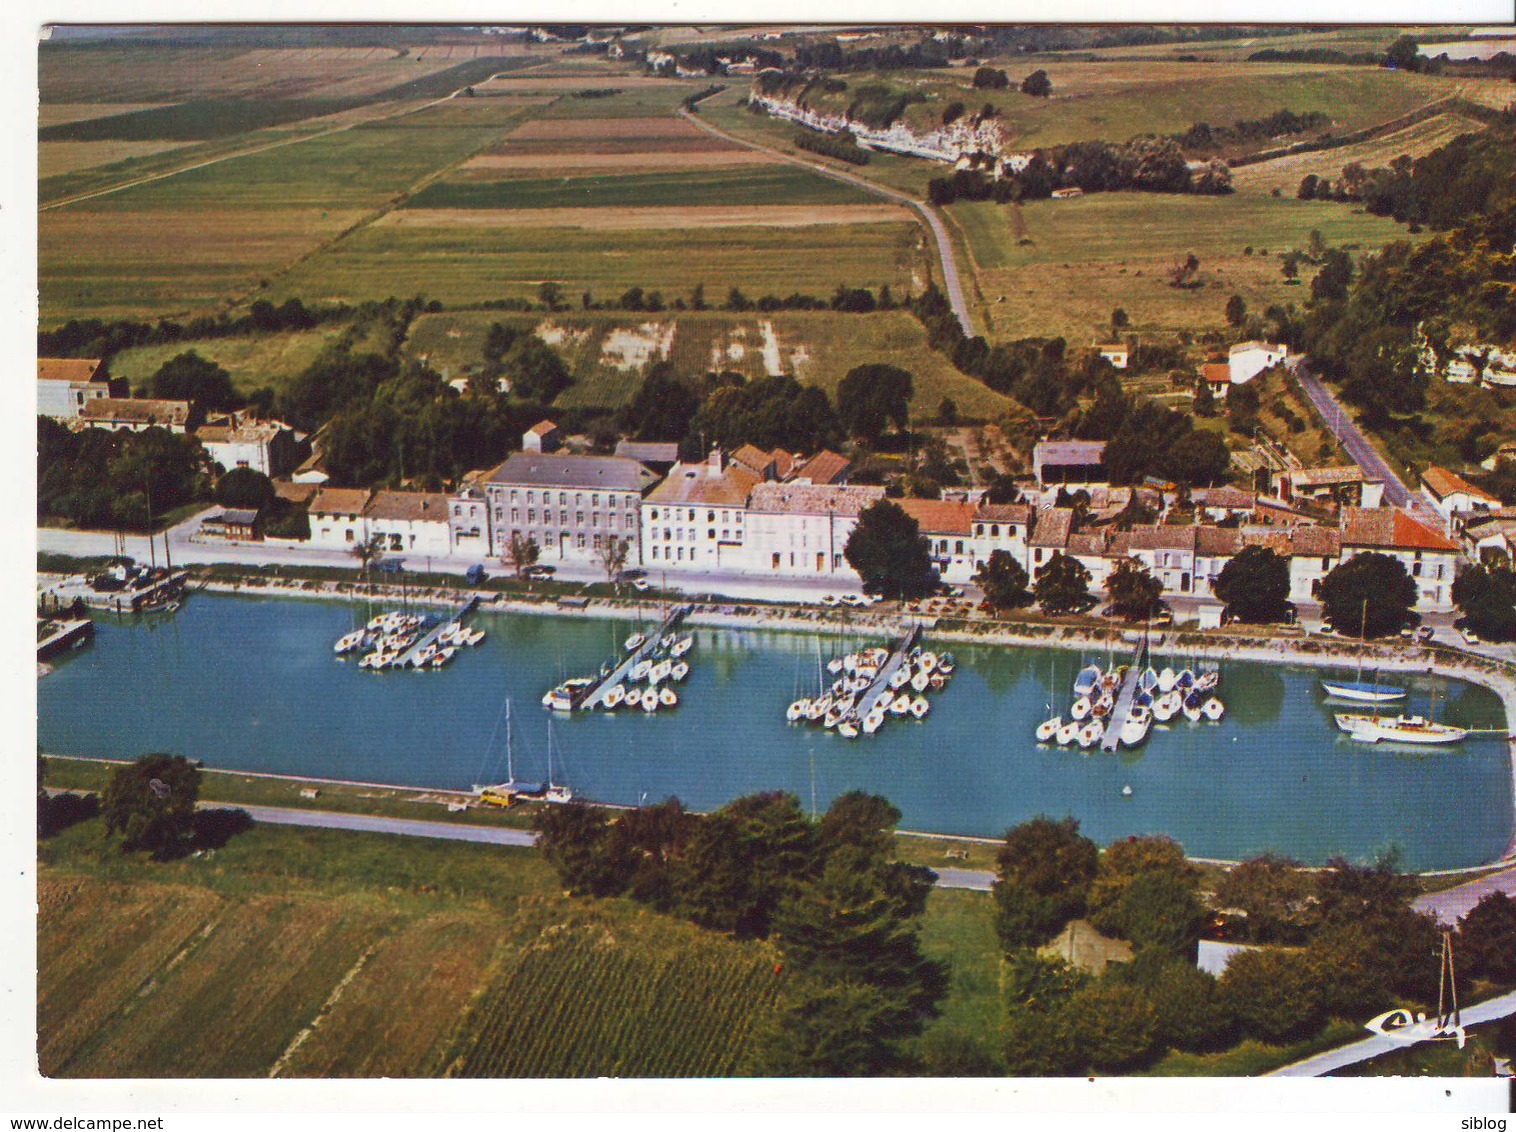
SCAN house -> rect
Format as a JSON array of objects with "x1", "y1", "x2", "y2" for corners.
[
  {"x1": 1460, "y1": 514, "x2": 1516, "y2": 564},
  {"x1": 448, "y1": 475, "x2": 492, "y2": 558},
  {"x1": 742, "y1": 483, "x2": 887, "y2": 579},
  {"x1": 195, "y1": 412, "x2": 302, "y2": 478},
  {"x1": 200, "y1": 508, "x2": 260, "y2": 542},
  {"x1": 1117, "y1": 525, "x2": 1199, "y2": 598},
  {"x1": 614, "y1": 440, "x2": 681, "y2": 475},
  {"x1": 307, "y1": 487, "x2": 373, "y2": 551},
  {"x1": 971, "y1": 502, "x2": 1034, "y2": 573},
  {"x1": 272, "y1": 480, "x2": 318, "y2": 508},
  {"x1": 1199, "y1": 363, "x2": 1232, "y2": 401},
  {"x1": 37, "y1": 357, "x2": 123, "y2": 419},
  {"x1": 1481, "y1": 440, "x2": 1516, "y2": 472},
  {"x1": 1095, "y1": 343, "x2": 1129, "y2": 369},
  {"x1": 1228, "y1": 341, "x2": 1288, "y2": 384},
  {"x1": 899, "y1": 499, "x2": 977, "y2": 584},
  {"x1": 1420, "y1": 465, "x2": 1501, "y2": 525},
  {"x1": 730, "y1": 444, "x2": 795, "y2": 482},
  {"x1": 1032, "y1": 441, "x2": 1107, "y2": 489},
  {"x1": 522, "y1": 420, "x2": 562, "y2": 454},
  {"x1": 1340, "y1": 507, "x2": 1462, "y2": 610},
  {"x1": 1026, "y1": 506, "x2": 1075, "y2": 574},
  {"x1": 76, "y1": 397, "x2": 195, "y2": 434},
  {"x1": 791, "y1": 450, "x2": 851, "y2": 486},
  {"x1": 641, "y1": 449, "x2": 760, "y2": 573},
  {"x1": 1188, "y1": 486, "x2": 1258, "y2": 523},
  {"x1": 1275, "y1": 466, "x2": 1384, "y2": 510},
  {"x1": 485, "y1": 452, "x2": 656, "y2": 566},
  {"x1": 364, "y1": 490, "x2": 452, "y2": 558}
]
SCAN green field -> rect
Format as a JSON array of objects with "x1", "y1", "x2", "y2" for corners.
[
  {"x1": 404, "y1": 309, "x2": 1013, "y2": 418},
  {"x1": 950, "y1": 191, "x2": 1411, "y2": 341},
  {"x1": 271, "y1": 222, "x2": 930, "y2": 320},
  {"x1": 105, "y1": 327, "x2": 345, "y2": 396},
  {"x1": 407, "y1": 165, "x2": 875, "y2": 210}
]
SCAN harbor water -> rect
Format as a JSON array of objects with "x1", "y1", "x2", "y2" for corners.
[{"x1": 37, "y1": 593, "x2": 1514, "y2": 870}]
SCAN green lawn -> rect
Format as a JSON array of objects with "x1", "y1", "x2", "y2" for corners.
[
  {"x1": 105, "y1": 327, "x2": 344, "y2": 397},
  {"x1": 915, "y1": 888, "x2": 1006, "y2": 1070},
  {"x1": 407, "y1": 165, "x2": 876, "y2": 210},
  {"x1": 950, "y1": 191, "x2": 1412, "y2": 342}
]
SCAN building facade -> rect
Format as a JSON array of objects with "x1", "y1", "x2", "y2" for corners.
[{"x1": 485, "y1": 452, "x2": 655, "y2": 567}]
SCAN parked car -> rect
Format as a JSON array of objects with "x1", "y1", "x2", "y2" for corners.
[
  {"x1": 523, "y1": 565, "x2": 556, "y2": 580},
  {"x1": 464, "y1": 564, "x2": 487, "y2": 585},
  {"x1": 1415, "y1": 626, "x2": 1435, "y2": 642},
  {"x1": 632, "y1": 579, "x2": 652, "y2": 592},
  {"x1": 819, "y1": 594, "x2": 841, "y2": 607},
  {"x1": 839, "y1": 593, "x2": 867, "y2": 607},
  {"x1": 1460, "y1": 626, "x2": 1481, "y2": 645}
]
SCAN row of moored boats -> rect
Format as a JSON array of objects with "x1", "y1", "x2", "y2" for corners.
[
  {"x1": 1036, "y1": 662, "x2": 1225, "y2": 750},
  {"x1": 542, "y1": 629, "x2": 695, "y2": 714},
  {"x1": 786, "y1": 646, "x2": 955, "y2": 739},
  {"x1": 334, "y1": 610, "x2": 485, "y2": 671}
]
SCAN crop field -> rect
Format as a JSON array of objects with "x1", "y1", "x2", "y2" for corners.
[
  {"x1": 37, "y1": 98, "x2": 363, "y2": 143},
  {"x1": 405, "y1": 165, "x2": 877, "y2": 210},
  {"x1": 271, "y1": 220, "x2": 928, "y2": 317},
  {"x1": 1045, "y1": 26, "x2": 1453, "y2": 62},
  {"x1": 38, "y1": 102, "x2": 179, "y2": 128},
  {"x1": 950, "y1": 191, "x2": 1411, "y2": 341},
  {"x1": 39, "y1": 140, "x2": 194, "y2": 179},
  {"x1": 106, "y1": 327, "x2": 345, "y2": 396},
  {"x1": 1230, "y1": 112, "x2": 1488, "y2": 196},
  {"x1": 449, "y1": 917, "x2": 785, "y2": 1078},
  {"x1": 405, "y1": 309, "x2": 1013, "y2": 419},
  {"x1": 459, "y1": 149, "x2": 774, "y2": 172}
]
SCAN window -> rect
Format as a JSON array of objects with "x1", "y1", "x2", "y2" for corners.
[
  {"x1": 650, "y1": 508, "x2": 659, "y2": 520},
  {"x1": 991, "y1": 524, "x2": 999, "y2": 537},
  {"x1": 664, "y1": 528, "x2": 671, "y2": 541},
  {"x1": 772, "y1": 553, "x2": 780, "y2": 569},
  {"x1": 955, "y1": 540, "x2": 964, "y2": 555},
  {"x1": 593, "y1": 494, "x2": 600, "y2": 507},
  {"x1": 591, "y1": 513, "x2": 599, "y2": 528},
  {"x1": 453, "y1": 505, "x2": 462, "y2": 517},
  {"x1": 722, "y1": 530, "x2": 729, "y2": 540},
  {"x1": 651, "y1": 546, "x2": 658, "y2": 560},
  {"x1": 708, "y1": 528, "x2": 716, "y2": 540},
  {"x1": 833, "y1": 554, "x2": 842, "y2": 569},
  {"x1": 594, "y1": 534, "x2": 602, "y2": 549},
  {"x1": 559, "y1": 510, "x2": 568, "y2": 525},
  {"x1": 708, "y1": 510, "x2": 716, "y2": 522},
  {"x1": 576, "y1": 494, "x2": 583, "y2": 506},
  {"x1": 576, "y1": 533, "x2": 586, "y2": 549},
  {"x1": 722, "y1": 511, "x2": 729, "y2": 523},
  {"x1": 545, "y1": 532, "x2": 555, "y2": 546},
  {"x1": 494, "y1": 507, "x2": 503, "y2": 521},
  {"x1": 527, "y1": 491, "x2": 535, "y2": 505},
  {"x1": 687, "y1": 509, "x2": 695, "y2": 521},
  {"x1": 511, "y1": 508, "x2": 519, "y2": 524},
  {"x1": 625, "y1": 515, "x2": 635, "y2": 530},
  {"x1": 677, "y1": 547, "x2": 684, "y2": 562},
  {"x1": 576, "y1": 511, "x2": 584, "y2": 525},
  {"x1": 527, "y1": 510, "x2": 535, "y2": 524},
  {"x1": 559, "y1": 492, "x2": 567, "y2": 505}
]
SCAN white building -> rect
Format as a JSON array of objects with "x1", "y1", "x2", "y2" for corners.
[
  {"x1": 196, "y1": 413, "x2": 302, "y2": 477},
  {"x1": 448, "y1": 477, "x2": 492, "y2": 558},
  {"x1": 364, "y1": 491, "x2": 452, "y2": 558},
  {"x1": 307, "y1": 487, "x2": 372, "y2": 551},
  {"x1": 1420, "y1": 465, "x2": 1501, "y2": 526},
  {"x1": 1340, "y1": 507, "x2": 1461, "y2": 611},
  {"x1": 900, "y1": 499, "x2": 977, "y2": 584},
  {"x1": 640, "y1": 450, "x2": 760, "y2": 574},
  {"x1": 1228, "y1": 341, "x2": 1289, "y2": 384},
  {"x1": 742, "y1": 482, "x2": 886, "y2": 579},
  {"x1": 76, "y1": 397, "x2": 194, "y2": 434},
  {"x1": 485, "y1": 451, "x2": 655, "y2": 567},
  {"x1": 37, "y1": 357, "x2": 122, "y2": 419},
  {"x1": 1095, "y1": 343, "x2": 1129, "y2": 369},
  {"x1": 970, "y1": 503, "x2": 1034, "y2": 573}
]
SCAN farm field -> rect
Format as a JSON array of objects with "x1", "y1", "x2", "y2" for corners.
[
  {"x1": 105, "y1": 327, "x2": 346, "y2": 398},
  {"x1": 405, "y1": 309, "x2": 1012, "y2": 419},
  {"x1": 38, "y1": 102, "x2": 179, "y2": 128},
  {"x1": 381, "y1": 204, "x2": 906, "y2": 229},
  {"x1": 1229, "y1": 112, "x2": 1488, "y2": 196},
  {"x1": 405, "y1": 165, "x2": 877, "y2": 210},
  {"x1": 950, "y1": 191, "x2": 1411, "y2": 341},
  {"x1": 270, "y1": 221, "x2": 930, "y2": 322},
  {"x1": 39, "y1": 140, "x2": 194, "y2": 179}
]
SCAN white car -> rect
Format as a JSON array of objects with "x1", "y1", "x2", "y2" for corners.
[
  {"x1": 819, "y1": 594, "x2": 841, "y2": 607},
  {"x1": 1460, "y1": 626, "x2": 1481, "y2": 646},
  {"x1": 839, "y1": 594, "x2": 867, "y2": 608},
  {"x1": 632, "y1": 579, "x2": 652, "y2": 592}
]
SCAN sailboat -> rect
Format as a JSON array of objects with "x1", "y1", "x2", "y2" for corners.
[
  {"x1": 542, "y1": 717, "x2": 574, "y2": 804},
  {"x1": 1321, "y1": 599, "x2": 1406, "y2": 703},
  {"x1": 473, "y1": 700, "x2": 541, "y2": 803}
]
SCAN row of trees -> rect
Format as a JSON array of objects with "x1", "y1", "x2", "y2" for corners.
[
  {"x1": 536, "y1": 791, "x2": 947, "y2": 1074},
  {"x1": 971, "y1": 66, "x2": 1051, "y2": 96},
  {"x1": 927, "y1": 137, "x2": 1231, "y2": 206},
  {"x1": 992, "y1": 816, "x2": 1516, "y2": 1074},
  {"x1": 38, "y1": 417, "x2": 212, "y2": 530},
  {"x1": 38, "y1": 296, "x2": 339, "y2": 361}
]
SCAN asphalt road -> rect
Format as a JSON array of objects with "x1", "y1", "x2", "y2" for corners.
[
  {"x1": 1293, "y1": 362, "x2": 1418, "y2": 510},
  {"x1": 232, "y1": 803, "x2": 998, "y2": 888},
  {"x1": 1412, "y1": 866, "x2": 1516, "y2": 926},
  {"x1": 678, "y1": 108, "x2": 977, "y2": 338}
]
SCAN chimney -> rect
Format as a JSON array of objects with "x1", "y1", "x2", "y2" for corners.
[{"x1": 708, "y1": 446, "x2": 724, "y2": 473}]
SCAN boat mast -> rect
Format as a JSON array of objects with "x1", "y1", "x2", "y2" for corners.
[{"x1": 505, "y1": 699, "x2": 515, "y2": 786}]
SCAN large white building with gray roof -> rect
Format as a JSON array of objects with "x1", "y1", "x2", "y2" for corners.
[{"x1": 484, "y1": 452, "x2": 656, "y2": 566}]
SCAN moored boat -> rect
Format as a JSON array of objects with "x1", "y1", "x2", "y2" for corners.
[
  {"x1": 624, "y1": 632, "x2": 645, "y2": 652},
  {"x1": 1070, "y1": 697, "x2": 1091, "y2": 721},
  {"x1": 1321, "y1": 679, "x2": 1407, "y2": 704},
  {"x1": 1120, "y1": 705, "x2": 1153, "y2": 747},
  {"x1": 1202, "y1": 696, "x2": 1226, "y2": 721},
  {"x1": 1055, "y1": 721, "x2": 1081, "y2": 745},
  {"x1": 1077, "y1": 721, "x2": 1102, "y2": 749},
  {"x1": 1036, "y1": 716, "x2": 1061, "y2": 743},
  {"x1": 1157, "y1": 666, "x2": 1177, "y2": 693},
  {"x1": 1074, "y1": 664, "x2": 1101, "y2": 698},
  {"x1": 1334, "y1": 713, "x2": 1467, "y2": 744}
]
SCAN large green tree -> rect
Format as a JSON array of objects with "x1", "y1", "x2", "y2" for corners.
[
  {"x1": 149, "y1": 351, "x2": 238, "y2": 412},
  {"x1": 843, "y1": 499, "x2": 939, "y2": 600},
  {"x1": 1319, "y1": 552, "x2": 1418, "y2": 638},
  {"x1": 1033, "y1": 552, "x2": 1094, "y2": 615},
  {"x1": 1452, "y1": 564, "x2": 1516, "y2": 642},
  {"x1": 1215, "y1": 545, "x2": 1292, "y2": 623},
  {"x1": 837, "y1": 363, "x2": 913, "y2": 443},
  {"x1": 620, "y1": 363, "x2": 702, "y2": 443},
  {"x1": 1458, "y1": 892, "x2": 1516, "y2": 982},
  {"x1": 1217, "y1": 948, "x2": 1324, "y2": 1044},
  {"x1": 973, "y1": 549, "x2": 1031, "y2": 612},
  {"x1": 1211, "y1": 854, "x2": 1319, "y2": 944},
  {"x1": 747, "y1": 980, "x2": 907, "y2": 1077},
  {"x1": 214, "y1": 466, "x2": 275, "y2": 511},
  {"x1": 992, "y1": 816, "x2": 1099, "y2": 951},
  {"x1": 1105, "y1": 557, "x2": 1163, "y2": 620},
  {"x1": 101, "y1": 754, "x2": 202, "y2": 858}
]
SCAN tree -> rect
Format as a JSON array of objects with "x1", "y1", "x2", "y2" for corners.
[
  {"x1": 1214, "y1": 545, "x2": 1292, "y2": 623},
  {"x1": 599, "y1": 536, "x2": 630, "y2": 584},
  {"x1": 149, "y1": 351, "x2": 238, "y2": 412},
  {"x1": 213, "y1": 466, "x2": 275, "y2": 511},
  {"x1": 1021, "y1": 69, "x2": 1052, "y2": 97},
  {"x1": 349, "y1": 534, "x2": 384, "y2": 597},
  {"x1": 100, "y1": 754, "x2": 202, "y2": 858},
  {"x1": 501, "y1": 334, "x2": 571, "y2": 403},
  {"x1": 1311, "y1": 248, "x2": 1354, "y2": 304},
  {"x1": 1111, "y1": 308, "x2": 1130, "y2": 334},
  {"x1": 843, "y1": 499, "x2": 939, "y2": 600},
  {"x1": 1125, "y1": 955, "x2": 1234, "y2": 1053},
  {"x1": 837, "y1": 363, "x2": 913, "y2": 443},
  {"x1": 1459, "y1": 892, "x2": 1516, "y2": 982},
  {"x1": 1212, "y1": 853, "x2": 1319, "y2": 944},
  {"x1": 1225, "y1": 294, "x2": 1247, "y2": 327},
  {"x1": 1217, "y1": 948, "x2": 1324, "y2": 1043},
  {"x1": 974, "y1": 550, "x2": 1032, "y2": 612},
  {"x1": 1452, "y1": 564, "x2": 1516, "y2": 642},
  {"x1": 747, "y1": 980, "x2": 907, "y2": 1077},
  {"x1": 534, "y1": 801, "x2": 619, "y2": 896},
  {"x1": 1169, "y1": 253, "x2": 1201, "y2": 288},
  {"x1": 1297, "y1": 174, "x2": 1321, "y2": 201},
  {"x1": 983, "y1": 471, "x2": 1021, "y2": 504},
  {"x1": 1087, "y1": 835, "x2": 1195, "y2": 930},
  {"x1": 1062, "y1": 982, "x2": 1159, "y2": 1072},
  {"x1": 992, "y1": 816, "x2": 1099, "y2": 951},
  {"x1": 1108, "y1": 870, "x2": 1206, "y2": 956},
  {"x1": 1033, "y1": 551, "x2": 1093, "y2": 615},
  {"x1": 937, "y1": 396, "x2": 958, "y2": 425},
  {"x1": 1385, "y1": 35, "x2": 1422, "y2": 71},
  {"x1": 501, "y1": 530, "x2": 540, "y2": 579},
  {"x1": 1105, "y1": 557, "x2": 1163, "y2": 621},
  {"x1": 972, "y1": 65, "x2": 1009, "y2": 90},
  {"x1": 1281, "y1": 251, "x2": 1303, "y2": 283},
  {"x1": 1319, "y1": 552, "x2": 1417, "y2": 638},
  {"x1": 537, "y1": 281, "x2": 566, "y2": 311}
]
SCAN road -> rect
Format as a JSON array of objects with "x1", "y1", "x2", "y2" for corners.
[
  {"x1": 226, "y1": 802, "x2": 999, "y2": 889},
  {"x1": 1266, "y1": 988, "x2": 1516, "y2": 1077},
  {"x1": 679, "y1": 108, "x2": 977, "y2": 338},
  {"x1": 1412, "y1": 866, "x2": 1516, "y2": 925},
  {"x1": 1293, "y1": 361, "x2": 1419, "y2": 510}
]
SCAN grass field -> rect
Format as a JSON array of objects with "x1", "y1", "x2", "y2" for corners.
[
  {"x1": 105, "y1": 327, "x2": 346, "y2": 397},
  {"x1": 406, "y1": 164, "x2": 876, "y2": 210},
  {"x1": 39, "y1": 140, "x2": 195, "y2": 179},
  {"x1": 950, "y1": 191, "x2": 1411, "y2": 341},
  {"x1": 915, "y1": 888, "x2": 1007, "y2": 1070},
  {"x1": 404, "y1": 309, "x2": 1012, "y2": 418},
  {"x1": 270, "y1": 221, "x2": 930, "y2": 318},
  {"x1": 38, "y1": 102, "x2": 180, "y2": 128},
  {"x1": 1229, "y1": 112, "x2": 1488, "y2": 196}
]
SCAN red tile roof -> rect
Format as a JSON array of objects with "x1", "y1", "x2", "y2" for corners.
[
  {"x1": 38, "y1": 357, "x2": 105, "y2": 383},
  {"x1": 1341, "y1": 508, "x2": 1459, "y2": 552},
  {"x1": 1200, "y1": 363, "x2": 1231, "y2": 385},
  {"x1": 1421, "y1": 465, "x2": 1500, "y2": 505},
  {"x1": 793, "y1": 449, "x2": 850, "y2": 485},
  {"x1": 898, "y1": 498, "x2": 975, "y2": 535}
]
